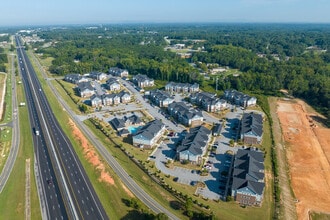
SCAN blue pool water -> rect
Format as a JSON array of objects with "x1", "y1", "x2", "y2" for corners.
[{"x1": 128, "y1": 126, "x2": 141, "y2": 134}]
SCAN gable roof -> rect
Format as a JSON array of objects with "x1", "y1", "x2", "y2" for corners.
[
  {"x1": 232, "y1": 178, "x2": 265, "y2": 195},
  {"x1": 168, "y1": 102, "x2": 202, "y2": 120},
  {"x1": 133, "y1": 74, "x2": 153, "y2": 82},
  {"x1": 232, "y1": 148, "x2": 265, "y2": 196},
  {"x1": 124, "y1": 114, "x2": 142, "y2": 125},
  {"x1": 177, "y1": 126, "x2": 211, "y2": 155},
  {"x1": 90, "y1": 94, "x2": 102, "y2": 101},
  {"x1": 77, "y1": 81, "x2": 94, "y2": 91},
  {"x1": 110, "y1": 118, "x2": 125, "y2": 131},
  {"x1": 241, "y1": 112, "x2": 263, "y2": 137},
  {"x1": 133, "y1": 119, "x2": 164, "y2": 140}
]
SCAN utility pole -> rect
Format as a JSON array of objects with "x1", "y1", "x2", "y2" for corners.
[{"x1": 216, "y1": 77, "x2": 218, "y2": 92}]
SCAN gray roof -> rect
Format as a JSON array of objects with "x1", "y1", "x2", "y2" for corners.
[
  {"x1": 77, "y1": 81, "x2": 94, "y2": 91},
  {"x1": 64, "y1": 73, "x2": 82, "y2": 82},
  {"x1": 177, "y1": 126, "x2": 211, "y2": 155},
  {"x1": 109, "y1": 118, "x2": 125, "y2": 131},
  {"x1": 133, "y1": 74, "x2": 153, "y2": 82},
  {"x1": 89, "y1": 71, "x2": 106, "y2": 78},
  {"x1": 232, "y1": 178, "x2": 265, "y2": 195},
  {"x1": 133, "y1": 119, "x2": 164, "y2": 140},
  {"x1": 232, "y1": 148, "x2": 265, "y2": 195},
  {"x1": 168, "y1": 102, "x2": 202, "y2": 120},
  {"x1": 106, "y1": 77, "x2": 119, "y2": 84},
  {"x1": 124, "y1": 114, "x2": 142, "y2": 125},
  {"x1": 90, "y1": 94, "x2": 102, "y2": 101},
  {"x1": 149, "y1": 90, "x2": 173, "y2": 102},
  {"x1": 241, "y1": 112, "x2": 263, "y2": 137},
  {"x1": 109, "y1": 67, "x2": 127, "y2": 75},
  {"x1": 118, "y1": 90, "x2": 130, "y2": 98}
]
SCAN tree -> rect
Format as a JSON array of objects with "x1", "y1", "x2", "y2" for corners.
[{"x1": 154, "y1": 213, "x2": 169, "y2": 220}]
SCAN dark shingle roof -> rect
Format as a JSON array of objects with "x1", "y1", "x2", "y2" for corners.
[
  {"x1": 110, "y1": 118, "x2": 125, "y2": 131},
  {"x1": 177, "y1": 126, "x2": 211, "y2": 155},
  {"x1": 77, "y1": 81, "x2": 93, "y2": 91},
  {"x1": 232, "y1": 148, "x2": 265, "y2": 195},
  {"x1": 133, "y1": 119, "x2": 164, "y2": 140},
  {"x1": 124, "y1": 115, "x2": 142, "y2": 125},
  {"x1": 232, "y1": 178, "x2": 265, "y2": 195},
  {"x1": 241, "y1": 112, "x2": 263, "y2": 137}
]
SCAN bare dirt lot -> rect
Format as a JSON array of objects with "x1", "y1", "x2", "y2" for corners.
[
  {"x1": 68, "y1": 119, "x2": 115, "y2": 185},
  {"x1": 277, "y1": 99, "x2": 330, "y2": 220}
]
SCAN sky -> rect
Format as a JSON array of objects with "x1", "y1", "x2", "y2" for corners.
[{"x1": 1, "y1": 0, "x2": 330, "y2": 26}]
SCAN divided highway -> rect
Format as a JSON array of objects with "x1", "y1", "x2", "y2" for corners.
[
  {"x1": 16, "y1": 35, "x2": 108, "y2": 220},
  {"x1": 30, "y1": 40, "x2": 180, "y2": 220}
]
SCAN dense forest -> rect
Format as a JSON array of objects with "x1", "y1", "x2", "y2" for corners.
[{"x1": 30, "y1": 24, "x2": 330, "y2": 125}]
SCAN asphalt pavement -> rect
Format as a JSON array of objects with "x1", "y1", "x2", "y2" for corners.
[{"x1": 0, "y1": 54, "x2": 20, "y2": 193}]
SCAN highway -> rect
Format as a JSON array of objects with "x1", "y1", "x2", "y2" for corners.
[
  {"x1": 16, "y1": 35, "x2": 108, "y2": 220},
  {"x1": 0, "y1": 53, "x2": 20, "y2": 193},
  {"x1": 30, "y1": 43, "x2": 180, "y2": 220}
]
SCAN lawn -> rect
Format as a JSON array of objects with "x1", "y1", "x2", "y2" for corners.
[
  {"x1": 310, "y1": 211, "x2": 330, "y2": 220},
  {"x1": 51, "y1": 80, "x2": 82, "y2": 114},
  {"x1": 1, "y1": 72, "x2": 13, "y2": 123},
  {"x1": 0, "y1": 127, "x2": 12, "y2": 173},
  {"x1": 0, "y1": 74, "x2": 41, "y2": 220},
  {"x1": 84, "y1": 119, "x2": 188, "y2": 219}
]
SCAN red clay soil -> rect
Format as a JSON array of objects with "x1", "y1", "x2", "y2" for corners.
[
  {"x1": 68, "y1": 119, "x2": 115, "y2": 185},
  {"x1": 277, "y1": 99, "x2": 330, "y2": 220}
]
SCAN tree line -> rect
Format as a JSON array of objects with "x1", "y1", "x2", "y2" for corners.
[{"x1": 30, "y1": 24, "x2": 329, "y2": 125}]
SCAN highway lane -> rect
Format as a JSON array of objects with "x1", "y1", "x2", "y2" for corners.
[
  {"x1": 0, "y1": 53, "x2": 20, "y2": 193},
  {"x1": 30, "y1": 46, "x2": 180, "y2": 220},
  {"x1": 16, "y1": 35, "x2": 108, "y2": 220},
  {"x1": 16, "y1": 42, "x2": 68, "y2": 219}
]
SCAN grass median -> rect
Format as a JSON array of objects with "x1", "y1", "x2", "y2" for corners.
[{"x1": 0, "y1": 74, "x2": 41, "y2": 219}]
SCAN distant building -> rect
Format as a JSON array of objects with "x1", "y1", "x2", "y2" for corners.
[
  {"x1": 106, "y1": 77, "x2": 121, "y2": 91},
  {"x1": 77, "y1": 82, "x2": 95, "y2": 98},
  {"x1": 240, "y1": 112, "x2": 263, "y2": 145},
  {"x1": 132, "y1": 74, "x2": 154, "y2": 88},
  {"x1": 165, "y1": 82, "x2": 199, "y2": 93},
  {"x1": 167, "y1": 102, "x2": 203, "y2": 127},
  {"x1": 64, "y1": 73, "x2": 88, "y2": 84},
  {"x1": 224, "y1": 90, "x2": 257, "y2": 107},
  {"x1": 231, "y1": 148, "x2": 265, "y2": 206},
  {"x1": 89, "y1": 71, "x2": 107, "y2": 81},
  {"x1": 90, "y1": 94, "x2": 102, "y2": 107},
  {"x1": 149, "y1": 90, "x2": 174, "y2": 107},
  {"x1": 109, "y1": 67, "x2": 129, "y2": 78},
  {"x1": 132, "y1": 119, "x2": 165, "y2": 149},
  {"x1": 118, "y1": 91, "x2": 131, "y2": 104},
  {"x1": 190, "y1": 92, "x2": 227, "y2": 112},
  {"x1": 102, "y1": 93, "x2": 120, "y2": 106},
  {"x1": 177, "y1": 126, "x2": 211, "y2": 164}
]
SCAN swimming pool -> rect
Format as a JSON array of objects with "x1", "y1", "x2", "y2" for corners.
[{"x1": 127, "y1": 126, "x2": 141, "y2": 134}]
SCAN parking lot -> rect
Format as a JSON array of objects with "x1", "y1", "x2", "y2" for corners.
[{"x1": 79, "y1": 77, "x2": 263, "y2": 201}]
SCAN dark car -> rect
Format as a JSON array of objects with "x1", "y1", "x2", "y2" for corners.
[{"x1": 46, "y1": 179, "x2": 52, "y2": 185}]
